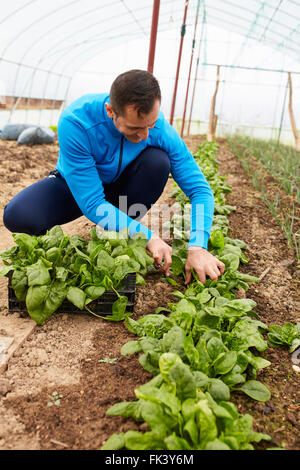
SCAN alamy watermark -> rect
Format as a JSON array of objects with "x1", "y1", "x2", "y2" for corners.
[{"x1": 95, "y1": 197, "x2": 205, "y2": 245}]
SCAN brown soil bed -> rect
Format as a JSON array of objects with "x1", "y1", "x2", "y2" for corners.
[
  {"x1": 0, "y1": 135, "x2": 299, "y2": 450},
  {"x1": 225, "y1": 139, "x2": 300, "y2": 258}
]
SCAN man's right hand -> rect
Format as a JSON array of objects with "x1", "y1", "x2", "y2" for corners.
[{"x1": 146, "y1": 234, "x2": 172, "y2": 277}]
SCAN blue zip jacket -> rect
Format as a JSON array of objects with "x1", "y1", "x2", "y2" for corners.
[{"x1": 56, "y1": 93, "x2": 214, "y2": 248}]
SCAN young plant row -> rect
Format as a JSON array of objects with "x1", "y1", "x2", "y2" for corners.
[
  {"x1": 226, "y1": 136, "x2": 300, "y2": 260},
  {"x1": 101, "y1": 141, "x2": 299, "y2": 451},
  {"x1": 227, "y1": 136, "x2": 300, "y2": 202}
]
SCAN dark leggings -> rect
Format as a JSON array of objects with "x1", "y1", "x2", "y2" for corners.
[{"x1": 3, "y1": 146, "x2": 171, "y2": 236}]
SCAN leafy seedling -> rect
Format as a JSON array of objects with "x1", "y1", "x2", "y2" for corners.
[{"x1": 47, "y1": 391, "x2": 63, "y2": 407}]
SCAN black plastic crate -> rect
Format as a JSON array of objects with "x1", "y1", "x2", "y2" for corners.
[{"x1": 8, "y1": 272, "x2": 136, "y2": 316}]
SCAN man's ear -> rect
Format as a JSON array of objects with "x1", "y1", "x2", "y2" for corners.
[{"x1": 105, "y1": 102, "x2": 115, "y2": 119}]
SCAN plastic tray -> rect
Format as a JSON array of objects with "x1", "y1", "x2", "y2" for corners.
[{"x1": 8, "y1": 272, "x2": 136, "y2": 316}]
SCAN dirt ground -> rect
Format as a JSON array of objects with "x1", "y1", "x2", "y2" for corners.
[{"x1": 0, "y1": 135, "x2": 299, "y2": 450}]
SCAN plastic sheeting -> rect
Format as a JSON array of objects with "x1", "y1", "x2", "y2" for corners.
[{"x1": 0, "y1": 0, "x2": 299, "y2": 141}]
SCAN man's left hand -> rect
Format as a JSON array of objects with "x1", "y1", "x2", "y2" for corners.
[{"x1": 185, "y1": 246, "x2": 225, "y2": 285}]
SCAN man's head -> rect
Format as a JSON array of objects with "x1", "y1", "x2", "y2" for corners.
[{"x1": 105, "y1": 69, "x2": 161, "y2": 143}]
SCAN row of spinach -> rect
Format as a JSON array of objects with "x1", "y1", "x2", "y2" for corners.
[{"x1": 100, "y1": 141, "x2": 299, "y2": 451}]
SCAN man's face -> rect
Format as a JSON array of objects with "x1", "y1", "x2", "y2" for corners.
[{"x1": 105, "y1": 99, "x2": 160, "y2": 143}]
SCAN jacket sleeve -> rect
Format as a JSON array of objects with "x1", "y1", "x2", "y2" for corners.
[
  {"x1": 156, "y1": 119, "x2": 214, "y2": 249},
  {"x1": 57, "y1": 115, "x2": 153, "y2": 240}
]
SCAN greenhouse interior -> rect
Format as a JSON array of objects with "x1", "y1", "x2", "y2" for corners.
[{"x1": 0, "y1": 0, "x2": 299, "y2": 453}]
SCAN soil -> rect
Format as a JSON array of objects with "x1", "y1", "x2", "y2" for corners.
[{"x1": 0, "y1": 135, "x2": 299, "y2": 450}]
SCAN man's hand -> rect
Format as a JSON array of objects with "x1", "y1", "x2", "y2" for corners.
[
  {"x1": 185, "y1": 246, "x2": 225, "y2": 285},
  {"x1": 146, "y1": 234, "x2": 172, "y2": 277}
]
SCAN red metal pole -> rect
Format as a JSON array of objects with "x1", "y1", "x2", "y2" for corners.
[
  {"x1": 187, "y1": 6, "x2": 206, "y2": 135},
  {"x1": 181, "y1": 0, "x2": 200, "y2": 137},
  {"x1": 169, "y1": 0, "x2": 189, "y2": 126},
  {"x1": 147, "y1": 0, "x2": 160, "y2": 74}
]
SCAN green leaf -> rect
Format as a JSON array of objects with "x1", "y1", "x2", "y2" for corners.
[
  {"x1": 11, "y1": 269, "x2": 28, "y2": 301},
  {"x1": 120, "y1": 340, "x2": 142, "y2": 356},
  {"x1": 164, "y1": 434, "x2": 193, "y2": 450},
  {"x1": 210, "y1": 229, "x2": 225, "y2": 250},
  {"x1": 26, "y1": 259, "x2": 51, "y2": 287},
  {"x1": 234, "y1": 271, "x2": 260, "y2": 283},
  {"x1": 106, "y1": 401, "x2": 143, "y2": 422},
  {"x1": 171, "y1": 254, "x2": 185, "y2": 276},
  {"x1": 205, "y1": 440, "x2": 231, "y2": 450},
  {"x1": 0, "y1": 265, "x2": 14, "y2": 277},
  {"x1": 228, "y1": 299, "x2": 257, "y2": 312},
  {"x1": 101, "y1": 275, "x2": 113, "y2": 290},
  {"x1": 237, "y1": 380, "x2": 271, "y2": 402},
  {"x1": 55, "y1": 266, "x2": 68, "y2": 282},
  {"x1": 162, "y1": 326, "x2": 186, "y2": 359},
  {"x1": 155, "y1": 306, "x2": 171, "y2": 314},
  {"x1": 136, "y1": 386, "x2": 181, "y2": 417},
  {"x1": 183, "y1": 415, "x2": 199, "y2": 445},
  {"x1": 196, "y1": 399, "x2": 218, "y2": 445},
  {"x1": 113, "y1": 295, "x2": 128, "y2": 317},
  {"x1": 69, "y1": 234, "x2": 86, "y2": 249},
  {"x1": 140, "y1": 337, "x2": 162, "y2": 354},
  {"x1": 174, "y1": 298, "x2": 197, "y2": 316},
  {"x1": 184, "y1": 336, "x2": 200, "y2": 369},
  {"x1": 111, "y1": 245, "x2": 125, "y2": 258},
  {"x1": 136, "y1": 273, "x2": 146, "y2": 285},
  {"x1": 67, "y1": 286, "x2": 86, "y2": 310},
  {"x1": 138, "y1": 314, "x2": 173, "y2": 339},
  {"x1": 124, "y1": 430, "x2": 166, "y2": 450},
  {"x1": 228, "y1": 318, "x2": 268, "y2": 352},
  {"x1": 101, "y1": 433, "x2": 125, "y2": 450},
  {"x1": 87, "y1": 243, "x2": 103, "y2": 263},
  {"x1": 207, "y1": 378, "x2": 230, "y2": 401},
  {"x1": 100, "y1": 230, "x2": 128, "y2": 247},
  {"x1": 26, "y1": 280, "x2": 67, "y2": 324},
  {"x1": 268, "y1": 323, "x2": 300, "y2": 350},
  {"x1": 221, "y1": 367, "x2": 246, "y2": 387},
  {"x1": 113, "y1": 258, "x2": 140, "y2": 281},
  {"x1": 207, "y1": 336, "x2": 228, "y2": 361},
  {"x1": 84, "y1": 285, "x2": 105, "y2": 301},
  {"x1": 124, "y1": 317, "x2": 144, "y2": 337},
  {"x1": 96, "y1": 250, "x2": 115, "y2": 271},
  {"x1": 193, "y1": 371, "x2": 210, "y2": 389},
  {"x1": 0, "y1": 246, "x2": 19, "y2": 262},
  {"x1": 71, "y1": 246, "x2": 91, "y2": 265},
  {"x1": 219, "y1": 253, "x2": 240, "y2": 271},
  {"x1": 243, "y1": 351, "x2": 271, "y2": 370},
  {"x1": 159, "y1": 352, "x2": 182, "y2": 382},
  {"x1": 129, "y1": 246, "x2": 150, "y2": 268},
  {"x1": 39, "y1": 225, "x2": 65, "y2": 250},
  {"x1": 12, "y1": 232, "x2": 38, "y2": 253},
  {"x1": 197, "y1": 289, "x2": 211, "y2": 304},
  {"x1": 89, "y1": 226, "x2": 100, "y2": 242},
  {"x1": 169, "y1": 361, "x2": 197, "y2": 401},
  {"x1": 213, "y1": 351, "x2": 237, "y2": 375},
  {"x1": 162, "y1": 277, "x2": 179, "y2": 286},
  {"x1": 45, "y1": 247, "x2": 61, "y2": 264},
  {"x1": 205, "y1": 393, "x2": 232, "y2": 419},
  {"x1": 138, "y1": 351, "x2": 160, "y2": 375},
  {"x1": 100, "y1": 296, "x2": 129, "y2": 322}
]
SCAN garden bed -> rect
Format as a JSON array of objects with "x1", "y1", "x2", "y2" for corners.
[{"x1": 0, "y1": 135, "x2": 299, "y2": 450}]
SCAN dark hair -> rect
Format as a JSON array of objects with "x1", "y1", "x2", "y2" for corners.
[{"x1": 109, "y1": 69, "x2": 161, "y2": 117}]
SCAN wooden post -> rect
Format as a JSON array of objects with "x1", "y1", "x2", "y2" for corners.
[
  {"x1": 207, "y1": 65, "x2": 220, "y2": 142},
  {"x1": 288, "y1": 72, "x2": 300, "y2": 151}
]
